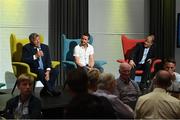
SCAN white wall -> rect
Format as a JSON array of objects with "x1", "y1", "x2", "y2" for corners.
[
  {"x1": 176, "y1": 0, "x2": 180, "y2": 73},
  {"x1": 0, "y1": 0, "x2": 49, "y2": 89},
  {"x1": 89, "y1": 0, "x2": 149, "y2": 77}
]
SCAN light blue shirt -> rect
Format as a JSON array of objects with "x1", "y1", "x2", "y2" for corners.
[{"x1": 139, "y1": 48, "x2": 149, "y2": 64}]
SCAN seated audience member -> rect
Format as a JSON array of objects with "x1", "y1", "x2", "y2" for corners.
[
  {"x1": 135, "y1": 70, "x2": 180, "y2": 119},
  {"x1": 163, "y1": 58, "x2": 180, "y2": 92},
  {"x1": 87, "y1": 68, "x2": 101, "y2": 93},
  {"x1": 4, "y1": 74, "x2": 41, "y2": 119},
  {"x1": 129, "y1": 35, "x2": 156, "y2": 90},
  {"x1": 149, "y1": 58, "x2": 180, "y2": 98},
  {"x1": 115, "y1": 63, "x2": 141, "y2": 110},
  {"x1": 93, "y1": 72, "x2": 134, "y2": 119},
  {"x1": 65, "y1": 68, "x2": 117, "y2": 118},
  {"x1": 64, "y1": 93, "x2": 116, "y2": 119},
  {"x1": 22, "y1": 33, "x2": 60, "y2": 96},
  {"x1": 66, "y1": 68, "x2": 89, "y2": 96},
  {"x1": 73, "y1": 33, "x2": 103, "y2": 72}
]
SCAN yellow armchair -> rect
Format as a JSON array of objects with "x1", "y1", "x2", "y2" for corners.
[{"x1": 10, "y1": 33, "x2": 60, "y2": 94}]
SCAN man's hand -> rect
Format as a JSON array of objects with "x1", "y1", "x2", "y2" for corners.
[
  {"x1": 36, "y1": 50, "x2": 44, "y2": 58},
  {"x1": 129, "y1": 60, "x2": 136, "y2": 68},
  {"x1": 45, "y1": 70, "x2": 50, "y2": 81},
  {"x1": 168, "y1": 70, "x2": 176, "y2": 81},
  {"x1": 147, "y1": 59, "x2": 152, "y2": 64},
  {"x1": 87, "y1": 66, "x2": 93, "y2": 71}
]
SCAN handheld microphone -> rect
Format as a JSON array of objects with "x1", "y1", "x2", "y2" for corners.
[{"x1": 36, "y1": 45, "x2": 41, "y2": 51}]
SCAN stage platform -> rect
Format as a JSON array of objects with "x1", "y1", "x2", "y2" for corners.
[{"x1": 0, "y1": 86, "x2": 72, "y2": 118}]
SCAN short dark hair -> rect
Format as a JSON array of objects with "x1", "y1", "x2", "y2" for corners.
[
  {"x1": 67, "y1": 68, "x2": 88, "y2": 94},
  {"x1": 64, "y1": 93, "x2": 116, "y2": 119},
  {"x1": 163, "y1": 58, "x2": 176, "y2": 65},
  {"x1": 81, "y1": 33, "x2": 90, "y2": 40},
  {"x1": 29, "y1": 33, "x2": 39, "y2": 41}
]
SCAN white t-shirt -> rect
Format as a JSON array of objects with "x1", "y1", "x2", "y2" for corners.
[{"x1": 73, "y1": 43, "x2": 94, "y2": 66}]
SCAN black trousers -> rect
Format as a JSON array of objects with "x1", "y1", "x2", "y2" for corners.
[
  {"x1": 130, "y1": 62, "x2": 151, "y2": 89},
  {"x1": 32, "y1": 68, "x2": 59, "y2": 91}
]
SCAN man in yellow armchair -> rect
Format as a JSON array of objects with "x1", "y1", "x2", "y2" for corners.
[{"x1": 22, "y1": 33, "x2": 60, "y2": 96}]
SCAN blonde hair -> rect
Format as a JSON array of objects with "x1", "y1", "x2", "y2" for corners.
[
  {"x1": 17, "y1": 73, "x2": 34, "y2": 86},
  {"x1": 97, "y1": 73, "x2": 115, "y2": 90}
]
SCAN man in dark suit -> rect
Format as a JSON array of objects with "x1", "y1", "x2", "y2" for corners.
[
  {"x1": 22, "y1": 33, "x2": 60, "y2": 96},
  {"x1": 129, "y1": 35, "x2": 156, "y2": 91}
]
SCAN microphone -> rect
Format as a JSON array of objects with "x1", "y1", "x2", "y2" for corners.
[
  {"x1": 36, "y1": 45, "x2": 41, "y2": 51},
  {"x1": 37, "y1": 47, "x2": 40, "y2": 52},
  {"x1": 36, "y1": 46, "x2": 43, "y2": 57}
]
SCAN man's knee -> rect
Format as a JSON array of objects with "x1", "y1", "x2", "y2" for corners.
[{"x1": 50, "y1": 69, "x2": 59, "y2": 76}]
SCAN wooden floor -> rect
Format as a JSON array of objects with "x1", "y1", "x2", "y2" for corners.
[{"x1": 0, "y1": 86, "x2": 72, "y2": 118}]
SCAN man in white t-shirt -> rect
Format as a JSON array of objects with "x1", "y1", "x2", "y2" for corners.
[
  {"x1": 149, "y1": 58, "x2": 180, "y2": 98},
  {"x1": 73, "y1": 33, "x2": 95, "y2": 72},
  {"x1": 162, "y1": 58, "x2": 180, "y2": 92}
]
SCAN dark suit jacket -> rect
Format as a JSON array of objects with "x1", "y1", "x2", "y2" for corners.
[
  {"x1": 129, "y1": 42, "x2": 156, "y2": 64},
  {"x1": 22, "y1": 43, "x2": 52, "y2": 71},
  {"x1": 4, "y1": 94, "x2": 41, "y2": 119}
]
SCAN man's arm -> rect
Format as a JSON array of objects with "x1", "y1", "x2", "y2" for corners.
[
  {"x1": 129, "y1": 43, "x2": 141, "y2": 67},
  {"x1": 22, "y1": 45, "x2": 37, "y2": 64},
  {"x1": 129, "y1": 43, "x2": 140, "y2": 61},
  {"x1": 74, "y1": 56, "x2": 84, "y2": 67},
  {"x1": 88, "y1": 54, "x2": 94, "y2": 68}
]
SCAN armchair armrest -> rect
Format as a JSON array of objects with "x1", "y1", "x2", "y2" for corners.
[
  {"x1": 62, "y1": 61, "x2": 78, "y2": 69},
  {"x1": 12, "y1": 62, "x2": 37, "y2": 78},
  {"x1": 95, "y1": 60, "x2": 107, "y2": 66},
  {"x1": 117, "y1": 59, "x2": 129, "y2": 63},
  {"x1": 52, "y1": 61, "x2": 60, "y2": 68},
  {"x1": 150, "y1": 59, "x2": 162, "y2": 73}
]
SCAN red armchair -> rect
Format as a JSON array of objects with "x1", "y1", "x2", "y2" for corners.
[{"x1": 117, "y1": 34, "x2": 161, "y2": 75}]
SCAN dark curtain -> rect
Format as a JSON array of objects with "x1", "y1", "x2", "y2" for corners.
[
  {"x1": 150, "y1": 0, "x2": 175, "y2": 59},
  {"x1": 48, "y1": 0, "x2": 88, "y2": 60}
]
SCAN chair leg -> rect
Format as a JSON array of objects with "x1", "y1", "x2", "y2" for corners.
[
  {"x1": 63, "y1": 80, "x2": 67, "y2": 90},
  {"x1": 33, "y1": 80, "x2": 36, "y2": 92},
  {"x1": 11, "y1": 80, "x2": 17, "y2": 94}
]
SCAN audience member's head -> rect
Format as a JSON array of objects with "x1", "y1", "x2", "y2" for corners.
[
  {"x1": 66, "y1": 68, "x2": 88, "y2": 96},
  {"x1": 64, "y1": 93, "x2": 114, "y2": 119},
  {"x1": 119, "y1": 63, "x2": 132, "y2": 82},
  {"x1": 163, "y1": 58, "x2": 176, "y2": 72},
  {"x1": 87, "y1": 68, "x2": 101, "y2": 92},
  {"x1": 163, "y1": 58, "x2": 177, "y2": 81},
  {"x1": 154, "y1": 70, "x2": 172, "y2": 89},
  {"x1": 17, "y1": 74, "x2": 34, "y2": 97},
  {"x1": 97, "y1": 73, "x2": 116, "y2": 93}
]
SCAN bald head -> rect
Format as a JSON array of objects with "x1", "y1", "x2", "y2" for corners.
[
  {"x1": 119, "y1": 63, "x2": 132, "y2": 81},
  {"x1": 155, "y1": 70, "x2": 172, "y2": 88},
  {"x1": 119, "y1": 62, "x2": 132, "y2": 71}
]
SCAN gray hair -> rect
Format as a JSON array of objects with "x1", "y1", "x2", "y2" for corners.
[
  {"x1": 29, "y1": 33, "x2": 39, "y2": 42},
  {"x1": 97, "y1": 73, "x2": 115, "y2": 90}
]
